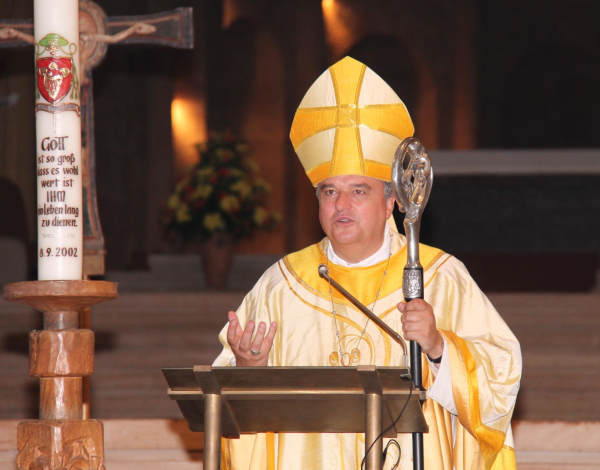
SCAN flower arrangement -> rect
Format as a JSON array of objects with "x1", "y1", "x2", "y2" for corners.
[{"x1": 163, "y1": 130, "x2": 280, "y2": 243}]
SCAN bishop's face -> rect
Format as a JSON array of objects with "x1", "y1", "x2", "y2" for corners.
[{"x1": 317, "y1": 175, "x2": 394, "y2": 263}]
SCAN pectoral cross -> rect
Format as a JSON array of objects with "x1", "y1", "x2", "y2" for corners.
[{"x1": 0, "y1": 0, "x2": 193, "y2": 275}]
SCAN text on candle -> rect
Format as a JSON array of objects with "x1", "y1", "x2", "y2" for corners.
[
  {"x1": 40, "y1": 136, "x2": 68, "y2": 151},
  {"x1": 46, "y1": 191, "x2": 65, "y2": 202},
  {"x1": 40, "y1": 217, "x2": 78, "y2": 227},
  {"x1": 39, "y1": 247, "x2": 78, "y2": 257}
]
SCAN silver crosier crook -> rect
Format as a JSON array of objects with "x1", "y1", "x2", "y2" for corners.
[{"x1": 392, "y1": 136, "x2": 433, "y2": 294}]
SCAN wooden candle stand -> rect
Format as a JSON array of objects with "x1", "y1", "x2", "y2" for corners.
[{"x1": 3, "y1": 280, "x2": 117, "y2": 470}]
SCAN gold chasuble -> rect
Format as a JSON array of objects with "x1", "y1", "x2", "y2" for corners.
[{"x1": 214, "y1": 230, "x2": 521, "y2": 470}]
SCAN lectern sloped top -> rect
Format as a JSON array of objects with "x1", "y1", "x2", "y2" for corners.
[{"x1": 163, "y1": 365, "x2": 428, "y2": 438}]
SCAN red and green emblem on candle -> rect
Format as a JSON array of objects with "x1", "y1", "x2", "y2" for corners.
[{"x1": 35, "y1": 33, "x2": 80, "y2": 105}]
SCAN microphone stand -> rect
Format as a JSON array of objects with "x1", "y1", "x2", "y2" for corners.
[{"x1": 318, "y1": 264, "x2": 409, "y2": 368}]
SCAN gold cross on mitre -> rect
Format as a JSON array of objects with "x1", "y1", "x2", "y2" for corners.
[{"x1": 290, "y1": 56, "x2": 415, "y2": 185}]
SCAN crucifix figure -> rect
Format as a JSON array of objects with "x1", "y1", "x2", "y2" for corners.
[{"x1": 0, "y1": 0, "x2": 193, "y2": 275}]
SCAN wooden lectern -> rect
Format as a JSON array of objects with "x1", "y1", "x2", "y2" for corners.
[{"x1": 163, "y1": 365, "x2": 428, "y2": 470}]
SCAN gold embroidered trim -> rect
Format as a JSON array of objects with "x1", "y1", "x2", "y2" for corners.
[
  {"x1": 292, "y1": 123, "x2": 338, "y2": 150},
  {"x1": 278, "y1": 260, "x2": 376, "y2": 343},
  {"x1": 423, "y1": 252, "x2": 452, "y2": 290},
  {"x1": 367, "y1": 124, "x2": 411, "y2": 140},
  {"x1": 355, "y1": 126, "x2": 365, "y2": 173},
  {"x1": 329, "y1": 63, "x2": 341, "y2": 106},
  {"x1": 295, "y1": 103, "x2": 406, "y2": 112},
  {"x1": 443, "y1": 330, "x2": 507, "y2": 470},
  {"x1": 266, "y1": 432, "x2": 275, "y2": 470},
  {"x1": 292, "y1": 105, "x2": 410, "y2": 150},
  {"x1": 354, "y1": 64, "x2": 366, "y2": 104},
  {"x1": 282, "y1": 242, "x2": 406, "y2": 308},
  {"x1": 491, "y1": 446, "x2": 517, "y2": 470},
  {"x1": 330, "y1": 127, "x2": 339, "y2": 176}
]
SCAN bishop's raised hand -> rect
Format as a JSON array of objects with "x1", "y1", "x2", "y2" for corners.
[{"x1": 226, "y1": 310, "x2": 277, "y2": 366}]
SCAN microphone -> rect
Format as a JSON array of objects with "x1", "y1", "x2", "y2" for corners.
[{"x1": 318, "y1": 264, "x2": 328, "y2": 277}]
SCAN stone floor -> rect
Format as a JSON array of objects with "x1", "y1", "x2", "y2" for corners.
[
  {"x1": 1, "y1": 419, "x2": 599, "y2": 470},
  {"x1": 1, "y1": 291, "x2": 599, "y2": 421}
]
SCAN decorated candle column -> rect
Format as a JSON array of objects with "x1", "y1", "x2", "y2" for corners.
[{"x1": 34, "y1": 0, "x2": 82, "y2": 280}]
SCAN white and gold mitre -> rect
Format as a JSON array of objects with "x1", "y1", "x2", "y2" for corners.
[{"x1": 290, "y1": 56, "x2": 414, "y2": 186}]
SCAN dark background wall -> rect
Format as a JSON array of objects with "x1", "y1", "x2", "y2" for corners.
[
  {"x1": 1, "y1": 0, "x2": 599, "y2": 286},
  {"x1": 477, "y1": 1, "x2": 600, "y2": 149}
]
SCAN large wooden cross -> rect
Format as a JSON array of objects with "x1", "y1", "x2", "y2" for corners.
[{"x1": 0, "y1": 0, "x2": 193, "y2": 275}]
